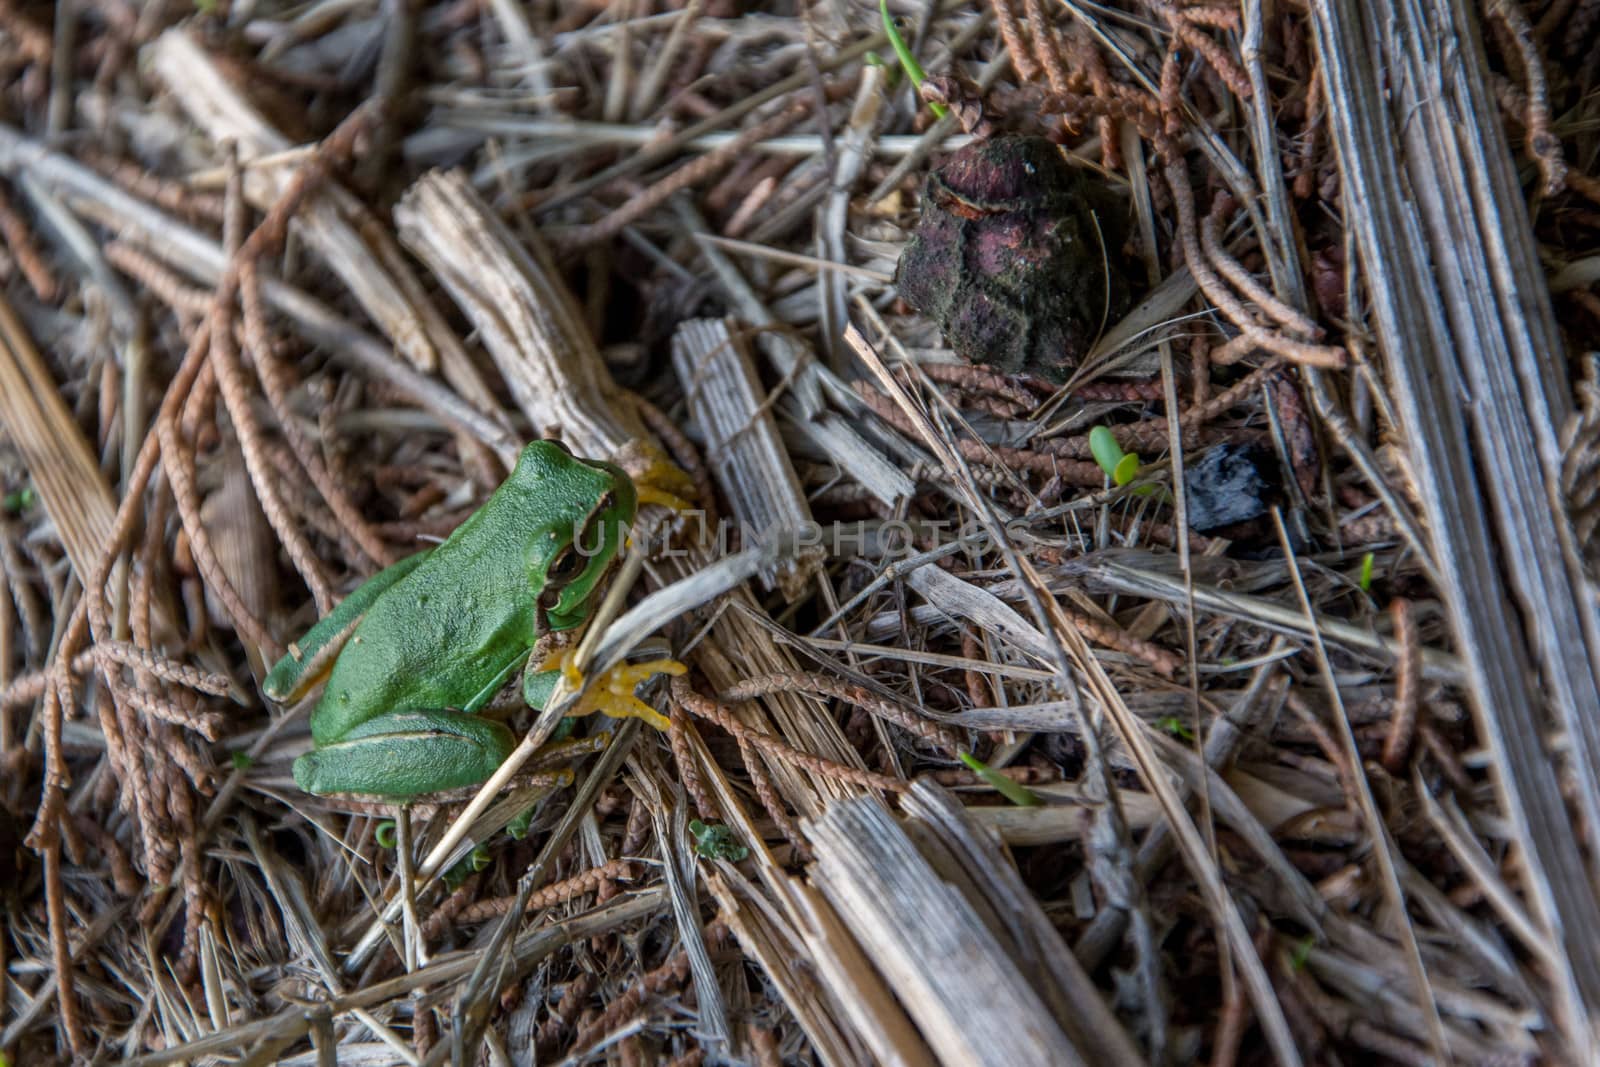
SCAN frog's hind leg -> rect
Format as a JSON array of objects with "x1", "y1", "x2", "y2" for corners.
[{"x1": 291, "y1": 710, "x2": 514, "y2": 798}]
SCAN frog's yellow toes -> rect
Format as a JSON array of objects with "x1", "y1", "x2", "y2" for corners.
[
  {"x1": 537, "y1": 652, "x2": 686, "y2": 731},
  {"x1": 633, "y1": 455, "x2": 697, "y2": 513},
  {"x1": 637, "y1": 484, "x2": 693, "y2": 512},
  {"x1": 538, "y1": 648, "x2": 587, "y2": 689}
]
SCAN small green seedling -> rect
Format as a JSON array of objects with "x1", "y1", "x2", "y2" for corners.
[
  {"x1": 3, "y1": 486, "x2": 36, "y2": 514},
  {"x1": 959, "y1": 751, "x2": 1041, "y2": 807},
  {"x1": 375, "y1": 820, "x2": 398, "y2": 849},
  {"x1": 506, "y1": 804, "x2": 538, "y2": 840},
  {"x1": 689, "y1": 820, "x2": 749, "y2": 862},
  {"x1": 442, "y1": 860, "x2": 472, "y2": 891},
  {"x1": 1358, "y1": 551, "x2": 1375, "y2": 592},
  {"x1": 1156, "y1": 716, "x2": 1194, "y2": 741},
  {"x1": 1291, "y1": 935, "x2": 1316, "y2": 971},
  {"x1": 880, "y1": 0, "x2": 948, "y2": 119},
  {"x1": 230, "y1": 751, "x2": 255, "y2": 771},
  {"x1": 442, "y1": 844, "x2": 494, "y2": 889},
  {"x1": 1089, "y1": 426, "x2": 1142, "y2": 487}
]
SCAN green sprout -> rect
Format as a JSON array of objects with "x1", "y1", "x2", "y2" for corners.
[
  {"x1": 880, "y1": 0, "x2": 948, "y2": 119},
  {"x1": 1089, "y1": 426, "x2": 1142, "y2": 487},
  {"x1": 506, "y1": 805, "x2": 537, "y2": 840},
  {"x1": 1291, "y1": 935, "x2": 1316, "y2": 970},
  {"x1": 3, "y1": 486, "x2": 36, "y2": 514},
  {"x1": 959, "y1": 751, "x2": 1041, "y2": 807},
  {"x1": 1358, "y1": 551, "x2": 1375, "y2": 592},
  {"x1": 375, "y1": 820, "x2": 398, "y2": 849},
  {"x1": 1156, "y1": 716, "x2": 1194, "y2": 741},
  {"x1": 689, "y1": 820, "x2": 750, "y2": 862},
  {"x1": 442, "y1": 859, "x2": 473, "y2": 890},
  {"x1": 230, "y1": 751, "x2": 255, "y2": 771},
  {"x1": 442, "y1": 844, "x2": 493, "y2": 889}
]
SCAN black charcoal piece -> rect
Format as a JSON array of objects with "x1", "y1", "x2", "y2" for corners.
[{"x1": 1183, "y1": 443, "x2": 1280, "y2": 533}]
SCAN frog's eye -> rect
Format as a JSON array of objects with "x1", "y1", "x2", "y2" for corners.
[{"x1": 545, "y1": 546, "x2": 588, "y2": 587}]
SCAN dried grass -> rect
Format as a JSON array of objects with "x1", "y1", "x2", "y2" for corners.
[{"x1": 1, "y1": 1, "x2": 1597, "y2": 1064}]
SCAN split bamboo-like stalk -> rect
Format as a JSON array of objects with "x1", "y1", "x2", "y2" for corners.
[
  {"x1": 1314, "y1": 2, "x2": 1600, "y2": 1057},
  {"x1": 804, "y1": 784, "x2": 1135, "y2": 1067},
  {"x1": 670, "y1": 317, "x2": 823, "y2": 598},
  {"x1": 0, "y1": 291, "x2": 117, "y2": 585}
]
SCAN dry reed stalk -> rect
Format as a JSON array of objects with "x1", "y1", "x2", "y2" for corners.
[
  {"x1": 1314, "y1": 1, "x2": 1600, "y2": 1055},
  {"x1": 669, "y1": 318, "x2": 823, "y2": 598},
  {"x1": 2, "y1": 1, "x2": 1586, "y2": 1061}
]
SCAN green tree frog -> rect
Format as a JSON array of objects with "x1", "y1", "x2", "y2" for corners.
[{"x1": 264, "y1": 440, "x2": 684, "y2": 798}]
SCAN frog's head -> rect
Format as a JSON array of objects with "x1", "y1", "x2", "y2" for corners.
[{"x1": 514, "y1": 440, "x2": 638, "y2": 631}]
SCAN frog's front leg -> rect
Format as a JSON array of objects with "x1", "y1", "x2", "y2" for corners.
[
  {"x1": 523, "y1": 649, "x2": 685, "y2": 731},
  {"x1": 292, "y1": 710, "x2": 515, "y2": 798}
]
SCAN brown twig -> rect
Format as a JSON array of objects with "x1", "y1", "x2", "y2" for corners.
[
  {"x1": 422, "y1": 859, "x2": 634, "y2": 938},
  {"x1": 988, "y1": 0, "x2": 1039, "y2": 81},
  {"x1": 1487, "y1": 0, "x2": 1566, "y2": 194},
  {"x1": 562, "y1": 92, "x2": 823, "y2": 248},
  {"x1": 1200, "y1": 192, "x2": 1324, "y2": 339},
  {"x1": 1381, "y1": 598, "x2": 1421, "y2": 773},
  {"x1": 736, "y1": 731, "x2": 808, "y2": 860},
  {"x1": 719, "y1": 670, "x2": 965, "y2": 753},
  {"x1": 568, "y1": 951, "x2": 691, "y2": 1056},
  {"x1": 1060, "y1": 602, "x2": 1182, "y2": 678},
  {"x1": 671, "y1": 675, "x2": 907, "y2": 794},
  {"x1": 239, "y1": 261, "x2": 396, "y2": 571},
  {"x1": 668, "y1": 703, "x2": 722, "y2": 822},
  {"x1": 855, "y1": 386, "x2": 1106, "y2": 484},
  {"x1": 24, "y1": 106, "x2": 381, "y2": 1036},
  {"x1": 1023, "y1": 0, "x2": 1071, "y2": 100},
  {"x1": 0, "y1": 180, "x2": 57, "y2": 301},
  {"x1": 103, "y1": 240, "x2": 213, "y2": 318},
  {"x1": 537, "y1": 971, "x2": 598, "y2": 1055},
  {"x1": 1165, "y1": 162, "x2": 1347, "y2": 368},
  {"x1": 77, "y1": 146, "x2": 228, "y2": 223},
  {"x1": 920, "y1": 361, "x2": 1039, "y2": 411}
]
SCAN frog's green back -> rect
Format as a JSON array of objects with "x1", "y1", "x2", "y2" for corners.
[{"x1": 308, "y1": 442, "x2": 633, "y2": 745}]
